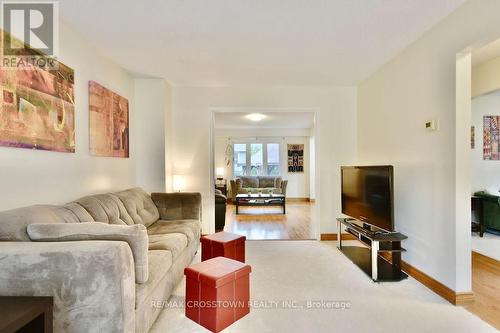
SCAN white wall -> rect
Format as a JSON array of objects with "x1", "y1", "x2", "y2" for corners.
[
  {"x1": 357, "y1": 0, "x2": 500, "y2": 292},
  {"x1": 471, "y1": 91, "x2": 500, "y2": 192},
  {"x1": 471, "y1": 56, "x2": 500, "y2": 193},
  {"x1": 472, "y1": 56, "x2": 500, "y2": 98},
  {"x1": 135, "y1": 79, "x2": 171, "y2": 192},
  {"x1": 214, "y1": 131, "x2": 311, "y2": 198},
  {"x1": 168, "y1": 86, "x2": 357, "y2": 235},
  {"x1": 309, "y1": 126, "x2": 316, "y2": 200},
  {"x1": 0, "y1": 23, "x2": 136, "y2": 210}
]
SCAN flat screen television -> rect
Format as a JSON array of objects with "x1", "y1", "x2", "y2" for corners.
[{"x1": 341, "y1": 165, "x2": 394, "y2": 232}]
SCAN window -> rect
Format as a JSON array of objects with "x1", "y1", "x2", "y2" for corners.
[
  {"x1": 250, "y1": 143, "x2": 263, "y2": 176},
  {"x1": 233, "y1": 142, "x2": 280, "y2": 176},
  {"x1": 233, "y1": 144, "x2": 247, "y2": 177},
  {"x1": 267, "y1": 143, "x2": 280, "y2": 176}
]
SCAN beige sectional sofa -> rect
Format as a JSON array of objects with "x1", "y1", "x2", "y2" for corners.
[
  {"x1": 230, "y1": 176, "x2": 288, "y2": 201},
  {"x1": 0, "y1": 187, "x2": 201, "y2": 333}
]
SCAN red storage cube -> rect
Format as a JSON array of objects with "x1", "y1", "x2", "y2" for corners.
[
  {"x1": 185, "y1": 257, "x2": 251, "y2": 333},
  {"x1": 201, "y1": 232, "x2": 246, "y2": 262}
]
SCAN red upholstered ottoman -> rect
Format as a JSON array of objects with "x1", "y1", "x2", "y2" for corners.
[
  {"x1": 185, "y1": 257, "x2": 251, "y2": 333},
  {"x1": 201, "y1": 232, "x2": 246, "y2": 262}
]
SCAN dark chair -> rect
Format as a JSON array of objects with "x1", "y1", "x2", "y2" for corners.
[{"x1": 215, "y1": 189, "x2": 227, "y2": 232}]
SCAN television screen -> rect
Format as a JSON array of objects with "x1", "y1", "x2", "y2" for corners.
[{"x1": 341, "y1": 165, "x2": 394, "y2": 231}]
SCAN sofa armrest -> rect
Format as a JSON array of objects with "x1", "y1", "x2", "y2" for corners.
[
  {"x1": 230, "y1": 180, "x2": 239, "y2": 201},
  {"x1": 27, "y1": 222, "x2": 149, "y2": 283},
  {"x1": 0, "y1": 241, "x2": 135, "y2": 333},
  {"x1": 151, "y1": 192, "x2": 202, "y2": 221},
  {"x1": 281, "y1": 180, "x2": 288, "y2": 196}
]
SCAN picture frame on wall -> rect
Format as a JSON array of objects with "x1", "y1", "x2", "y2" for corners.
[
  {"x1": 288, "y1": 144, "x2": 304, "y2": 173},
  {"x1": 0, "y1": 30, "x2": 76, "y2": 153},
  {"x1": 88, "y1": 81, "x2": 129, "y2": 158},
  {"x1": 483, "y1": 115, "x2": 500, "y2": 160}
]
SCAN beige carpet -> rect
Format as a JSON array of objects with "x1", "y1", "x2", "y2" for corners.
[{"x1": 150, "y1": 241, "x2": 497, "y2": 333}]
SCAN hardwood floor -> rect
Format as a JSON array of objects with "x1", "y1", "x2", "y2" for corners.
[
  {"x1": 223, "y1": 202, "x2": 315, "y2": 240},
  {"x1": 464, "y1": 251, "x2": 500, "y2": 330}
]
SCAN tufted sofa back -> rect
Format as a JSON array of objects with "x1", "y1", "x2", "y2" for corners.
[
  {"x1": 114, "y1": 188, "x2": 159, "y2": 227},
  {"x1": 0, "y1": 187, "x2": 161, "y2": 241},
  {"x1": 73, "y1": 193, "x2": 135, "y2": 226},
  {"x1": 237, "y1": 176, "x2": 282, "y2": 189},
  {"x1": 0, "y1": 204, "x2": 93, "y2": 241}
]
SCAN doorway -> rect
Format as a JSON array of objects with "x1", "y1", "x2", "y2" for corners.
[
  {"x1": 456, "y1": 37, "x2": 500, "y2": 329},
  {"x1": 209, "y1": 108, "x2": 320, "y2": 240}
]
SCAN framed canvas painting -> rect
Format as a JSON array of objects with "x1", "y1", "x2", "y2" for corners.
[
  {"x1": 484, "y1": 116, "x2": 500, "y2": 160},
  {"x1": 0, "y1": 30, "x2": 75, "y2": 152},
  {"x1": 288, "y1": 144, "x2": 304, "y2": 173},
  {"x1": 89, "y1": 81, "x2": 129, "y2": 158}
]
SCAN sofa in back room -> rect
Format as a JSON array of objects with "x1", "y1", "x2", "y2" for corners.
[
  {"x1": 0, "y1": 187, "x2": 202, "y2": 333},
  {"x1": 230, "y1": 176, "x2": 288, "y2": 201}
]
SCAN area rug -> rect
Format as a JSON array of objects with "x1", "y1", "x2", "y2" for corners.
[{"x1": 150, "y1": 240, "x2": 496, "y2": 333}]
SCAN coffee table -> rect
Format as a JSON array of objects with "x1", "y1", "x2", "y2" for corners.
[{"x1": 235, "y1": 194, "x2": 286, "y2": 214}]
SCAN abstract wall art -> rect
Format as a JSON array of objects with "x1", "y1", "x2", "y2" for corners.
[
  {"x1": 483, "y1": 115, "x2": 500, "y2": 160},
  {"x1": 89, "y1": 81, "x2": 129, "y2": 158},
  {"x1": 288, "y1": 144, "x2": 304, "y2": 173},
  {"x1": 0, "y1": 31, "x2": 75, "y2": 152}
]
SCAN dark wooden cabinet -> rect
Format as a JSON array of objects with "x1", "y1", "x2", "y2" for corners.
[
  {"x1": 471, "y1": 195, "x2": 485, "y2": 237},
  {"x1": 0, "y1": 296, "x2": 53, "y2": 333}
]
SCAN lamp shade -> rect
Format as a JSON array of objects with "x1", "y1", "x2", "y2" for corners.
[
  {"x1": 216, "y1": 167, "x2": 225, "y2": 178},
  {"x1": 173, "y1": 175, "x2": 185, "y2": 192}
]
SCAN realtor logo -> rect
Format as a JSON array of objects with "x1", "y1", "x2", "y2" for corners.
[{"x1": 1, "y1": 1, "x2": 58, "y2": 56}]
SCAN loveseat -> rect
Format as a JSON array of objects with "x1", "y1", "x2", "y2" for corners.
[
  {"x1": 230, "y1": 176, "x2": 288, "y2": 201},
  {"x1": 0, "y1": 187, "x2": 201, "y2": 333}
]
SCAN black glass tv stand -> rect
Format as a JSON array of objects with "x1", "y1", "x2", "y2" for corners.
[{"x1": 336, "y1": 218, "x2": 408, "y2": 282}]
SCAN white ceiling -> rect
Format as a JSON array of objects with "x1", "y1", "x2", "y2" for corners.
[
  {"x1": 215, "y1": 112, "x2": 315, "y2": 129},
  {"x1": 472, "y1": 38, "x2": 500, "y2": 67},
  {"x1": 59, "y1": 0, "x2": 465, "y2": 86}
]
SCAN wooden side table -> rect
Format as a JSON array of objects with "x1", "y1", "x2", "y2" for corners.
[{"x1": 0, "y1": 296, "x2": 53, "y2": 333}]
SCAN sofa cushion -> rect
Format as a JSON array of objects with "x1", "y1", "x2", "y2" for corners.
[
  {"x1": 114, "y1": 188, "x2": 159, "y2": 228},
  {"x1": 237, "y1": 188, "x2": 282, "y2": 195},
  {"x1": 240, "y1": 176, "x2": 259, "y2": 188},
  {"x1": 135, "y1": 250, "x2": 172, "y2": 309},
  {"x1": 147, "y1": 219, "x2": 200, "y2": 243},
  {"x1": 151, "y1": 193, "x2": 202, "y2": 221},
  {"x1": 63, "y1": 202, "x2": 94, "y2": 222},
  {"x1": 73, "y1": 194, "x2": 134, "y2": 225},
  {"x1": 0, "y1": 204, "x2": 90, "y2": 241},
  {"x1": 258, "y1": 176, "x2": 277, "y2": 188},
  {"x1": 27, "y1": 222, "x2": 150, "y2": 284},
  {"x1": 148, "y1": 233, "x2": 188, "y2": 260}
]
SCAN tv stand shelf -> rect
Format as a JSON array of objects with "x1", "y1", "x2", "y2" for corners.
[{"x1": 337, "y1": 218, "x2": 408, "y2": 282}]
